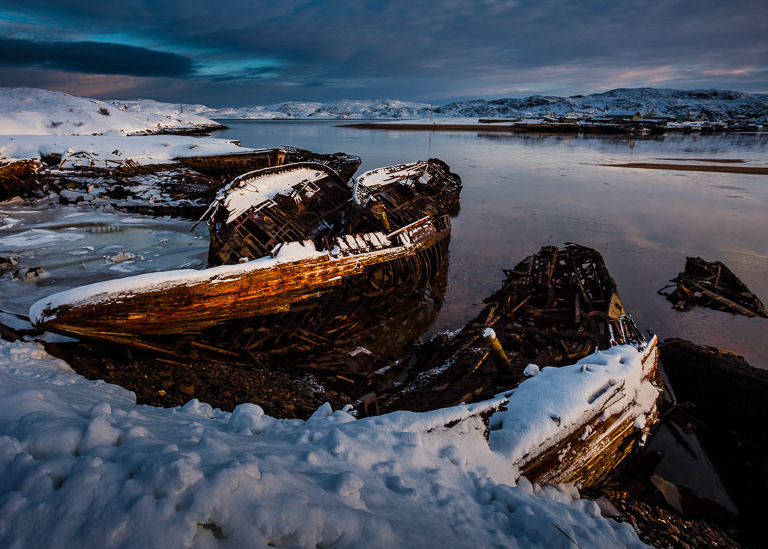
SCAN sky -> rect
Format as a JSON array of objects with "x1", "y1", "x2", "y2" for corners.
[{"x1": 0, "y1": 0, "x2": 766, "y2": 107}]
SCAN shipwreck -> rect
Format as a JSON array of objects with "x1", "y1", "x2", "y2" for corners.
[
  {"x1": 658, "y1": 256, "x2": 767, "y2": 318},
  {"x1": 353, "y1": 243, "x2": 662, "y2": 488},
  {"x1": 30, "y1": 158, "x2": 462, "y2": 357}
]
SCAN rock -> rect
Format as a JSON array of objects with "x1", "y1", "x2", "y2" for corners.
[
  {"x1": 13, "y1": 267, "x2": 48, "y2": 281},
  {"x1": 0, "y1": 255, "x2": 19, "y2": 271},
  {"x1": 108, "y1": 252, "x2": 136, "y2": 263}
]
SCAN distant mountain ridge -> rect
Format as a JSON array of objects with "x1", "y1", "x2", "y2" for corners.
[
  {"x1": 199, "y1": 88, "x2": 768, "y2": 120},
  {"x1": 197, "y1": 99, "x2": 434, "y2": 120}
]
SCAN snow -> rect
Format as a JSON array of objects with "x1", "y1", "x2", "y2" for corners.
[
  {"x1": 489, "y1": 342, "x2": 659, "y2": 468},
  {"x1": 0, "y1": 339, "x2": 650, "y2": 548},
  {"x1": 0, "y1": 88, "x2": 222, "y2": 136},
  {"x1": 0, "y1": 134, "x2": 261, "y2": 167},
  {"x1": 219, "y1": 166, "x2": 332, "y2": 223},
  {"x1": 354, "y1": 161, "x2": 430, "y2": 203}
]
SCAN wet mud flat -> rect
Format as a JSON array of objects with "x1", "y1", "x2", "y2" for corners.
[{"x1": 601, "y1": 161, "x2": 768, "y2": 176}]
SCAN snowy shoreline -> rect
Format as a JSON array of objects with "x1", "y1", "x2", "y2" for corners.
[{"x1": 0, "y1": 338, "x2": 652, "y2": 548}]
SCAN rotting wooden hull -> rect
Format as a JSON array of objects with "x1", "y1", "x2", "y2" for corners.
[
  {"x1": 32, "y1": 157, "x2": 461, "y2": 356},
  {"x1": 350, "y1": 243, "x2": 663, "y2": 488},
  {"x1": 514, "y1": 338, "x2": 660, "y2": 489},
  {"x1": 174, "y1": 148, "x2": 287, "y2": 179},
  {"x1": 282, "y1": 146, "x2": 362, "y2": 183},
  {"x1": 205, "y1": 159, "x2": 462, "y2": 266},
  {"x1": 0, "y1": 158, "x2": 43, "y2": 201},
  {"x1": 658, "y1": 256, "x2": 767, "y2": 317},
  {"x1": 367, "y1": 244, "x2": 649, "y2": 415},
  {"x1": 31, "y1": 215, "x2": 451, "y2": 356},
  {"x1": 395, "y1": 338, "x2": 660, "y2": 491}
]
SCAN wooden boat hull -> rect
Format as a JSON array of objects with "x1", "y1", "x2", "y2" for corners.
[
  {"x1": 349, "y1": 243, "x2": 663, "y2": 488},
  {"x1": 174, "y1": 149, "x2": 287, "y2": 178},
  {"x1": 396, "y1": 337, "x2": 660, "y2": 491},
  {"x1": 515, "y1": 338, "x2": 660, "y2": 488},
  {"x1": 31, "y1": 216, "x2": 451, "y2": 356},
  {"x1": 659, "y1": 256, "x2": 767, "y2": 317}
]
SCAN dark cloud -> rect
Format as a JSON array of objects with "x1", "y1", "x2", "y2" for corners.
[
  {"x1": 0, "y1": 0, "x2": 766, "y2": 105},
  {"x1": 0, "y1": 37, "x2": 194, "y2": 77}
]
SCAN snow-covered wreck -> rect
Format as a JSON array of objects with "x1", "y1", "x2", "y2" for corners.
[{"x1": 30, "y1": 158, "x2": 462, "y2": 357}]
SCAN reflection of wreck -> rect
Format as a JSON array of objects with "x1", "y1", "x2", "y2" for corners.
[
  {"x1": 659, "y1": 257, "x2": 767, "y2": 318},
  {"x1": 31, "y1": 159, "x2": 461, "y2": 357},
  {"x1": 359, "y1": 244, "x2": 661, "y2": 488}
]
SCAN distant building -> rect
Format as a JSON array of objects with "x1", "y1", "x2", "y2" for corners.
[{"x1": 602, "y1": 111, "x2": 640, "y2": 122}]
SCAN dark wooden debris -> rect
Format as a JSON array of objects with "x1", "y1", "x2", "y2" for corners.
[
  {"x1": 363, "y1": 243, "x2": 650, "y2": 417},
  {"x1": 0, "y1": 255, "x2": 19, "y2": 271},
  {"x1": 658, "y1": 257, "x2": 767, "y2": 318},
  {"x1": 282, "y1": 146, "x2": 362, "y2": 183},
  {"x1": 0, "y1": 158, "x2": 43, "y2": 201}
]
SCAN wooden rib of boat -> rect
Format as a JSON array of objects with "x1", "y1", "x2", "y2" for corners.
[
  {"x1": 658, "y1": 257, "x2": 767, "y2": 318},
  {"x1": 31, "y1": 159, "x2": 462, "y2": 357}
]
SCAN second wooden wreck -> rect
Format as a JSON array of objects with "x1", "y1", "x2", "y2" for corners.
[{"x1": 353, "y1": 243, "x2": 662, "y2": 489}]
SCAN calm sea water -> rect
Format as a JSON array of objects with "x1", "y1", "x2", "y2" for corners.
[{"x1": 213, "y1": 121, "x2": 768, "y2": 368}]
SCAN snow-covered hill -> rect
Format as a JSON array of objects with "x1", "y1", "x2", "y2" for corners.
[
  {"x1": 201, "y1": 88, "x2": 768, "y2": 121},
  {"x1": 435, "y1": 88, "x2": 768, "y2": 120},
  {"x1": 0, "y1": 88, "x2": 223, "y2": 136},
  {"x1": 203, "y1": 99, "x2": 434, "y2": 120},
  {"x1": 2, "y1": 87, "x2": 766, "y2": 131}
]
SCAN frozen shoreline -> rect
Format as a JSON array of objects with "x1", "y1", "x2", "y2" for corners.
[{"x1": 0, "y1": 339, "x2": 651, "y2": 548}]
